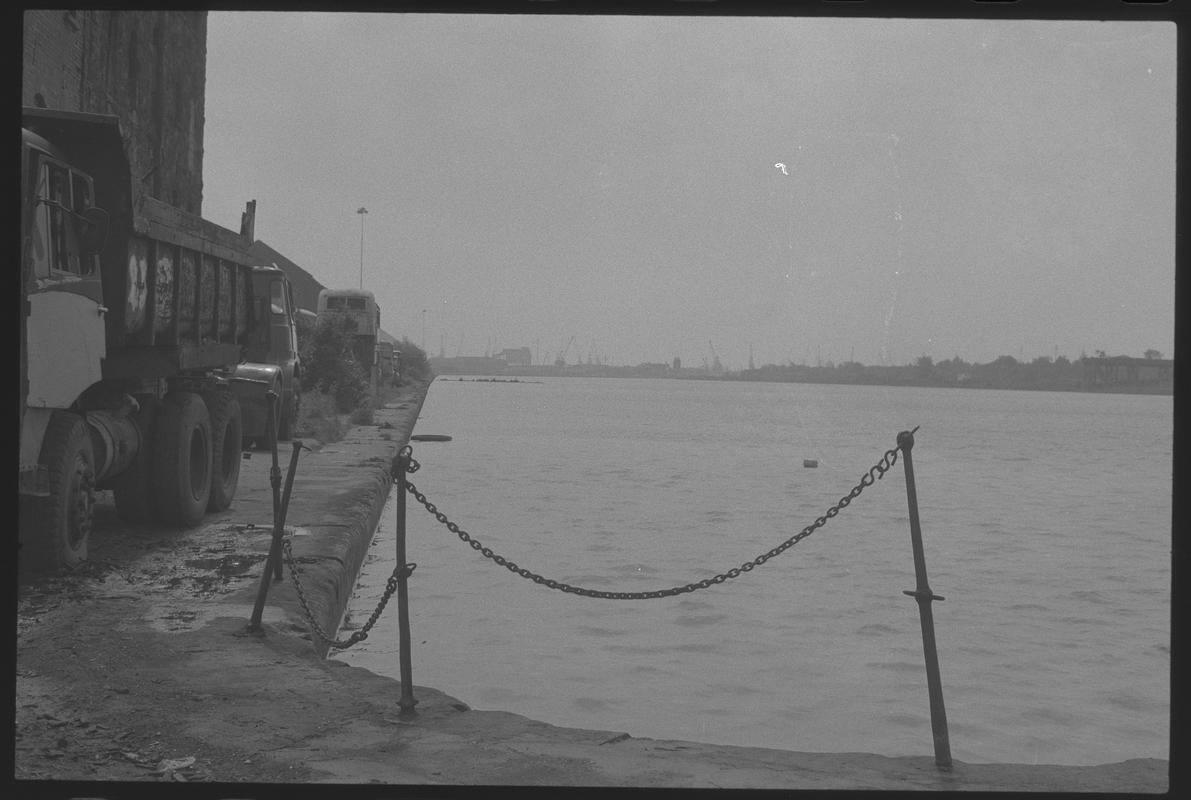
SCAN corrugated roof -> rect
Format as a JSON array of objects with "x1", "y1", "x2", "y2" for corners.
[{"x1": 247, "y1": 240, "x2": 325, "y2": 314}]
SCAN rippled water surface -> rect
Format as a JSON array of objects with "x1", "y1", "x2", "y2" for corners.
[{"x1": 335, "y1": 377, "x2": 1171, "y2": 766}]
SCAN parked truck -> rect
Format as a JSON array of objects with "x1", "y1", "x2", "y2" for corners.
[{"x1": 19, "y1": 107, "x2": 297, "y2": 570}]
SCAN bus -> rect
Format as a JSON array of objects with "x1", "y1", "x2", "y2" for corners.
[{"x1": 316, "y1": 288, "x2": 380, "y2": 377}]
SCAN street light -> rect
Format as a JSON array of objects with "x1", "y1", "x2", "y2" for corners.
[
  {"x1": 421, "y1": 309, "x2": 426, "y2": 351},
  {"x1": 356, "y1": 207, "x2": 368, "y2": 289}
]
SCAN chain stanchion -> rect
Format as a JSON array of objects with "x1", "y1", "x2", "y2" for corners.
[
  {"x1": 244, "y1": 426, "x2": 414, "y2": 649},
  {"x1": 400, "y1": 438, "x2": 905, "y2": 600},
  {"x1": 282, "y1": 538, "x2": 412, "y2": 648},
  {"x1": 248, "y1": 391, "x2": 283, "y2": 632},
  {"x1": 394, "y1": 447, "x2": 418, "y2": 716},
  {"x1": 896, "y1": 427, "x2": 951, "y2": 770},
  {"x1": 277, "y1": 446, "x2": 418, "y2": 650},
  {"x1": 273, "y1": 438, "x2": 306, "y2": 580},
  {"x1": 284, "y1": 429, "x2": 947, "y2": 764}
]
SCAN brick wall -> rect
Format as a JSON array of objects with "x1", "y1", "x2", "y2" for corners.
[{"x1": 22, "y1": 10, "x2": 207, "y2": 215}]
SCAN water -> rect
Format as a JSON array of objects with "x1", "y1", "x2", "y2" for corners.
[{"x1": 335, "y1": 377, "x2": 1171, "y2": 766}]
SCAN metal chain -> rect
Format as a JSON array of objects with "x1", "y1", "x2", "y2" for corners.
[
  {"x1": 401, "y1": 432, "x2": 910, "y2": 600},
  {"x1": 281, "y1": 535, "x2": 416, "y2": 649}
]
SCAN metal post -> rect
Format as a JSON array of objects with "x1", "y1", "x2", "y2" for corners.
[
  {"x1": 274, "y1": 440, "x2": 304, "y2": 580},
  {"x1": 357, "y1": 207, "x2": 368, "y2": 290},
  {"x1": 248, "y1": 392, "x2": 285, "y2": 631},
  {"x1": 897, "y1": 428, "x2": 952, "y2": 769},
  {"x1": 395, "y1": 449, "x2": 418, "y2": 716}
]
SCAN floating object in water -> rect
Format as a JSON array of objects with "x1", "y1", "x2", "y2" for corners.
[
  {"x1": 411, "y1": 434, "x2": 453, "y2": 442},
  {"x1": 803, "y1": 459, "x2": 818, "y2": 468}
]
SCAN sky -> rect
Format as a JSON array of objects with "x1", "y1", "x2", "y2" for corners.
[{"x1": 202, "y1": 13, "x2": 1176, "y2": 369}]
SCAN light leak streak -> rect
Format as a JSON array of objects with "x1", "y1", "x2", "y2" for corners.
[
  {"x1": 880, "y1": 132, "x2": 905, "y2": 367},
  {"x1": 774, "y1": 157, "x2": 798, "y2": 272},
  {"x1": 773, "y1": 137, "x2": 907, "y2": 363}
]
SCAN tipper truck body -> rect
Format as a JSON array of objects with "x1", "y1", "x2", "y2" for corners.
[{"x1": 19, "y1": 107, "x2": 298, "y2": 570}]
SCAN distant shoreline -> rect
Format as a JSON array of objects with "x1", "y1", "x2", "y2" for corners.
[{"x1": 429, "y1": 367, "x2": 1173, "y2": 397}]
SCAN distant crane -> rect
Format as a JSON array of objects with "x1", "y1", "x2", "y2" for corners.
[
  {"x1": 708, "y1": 340, "x2": 723, "y2": 374},
  {"x1": 555, "y1": 335, "x2": 575, "y2": 368}
]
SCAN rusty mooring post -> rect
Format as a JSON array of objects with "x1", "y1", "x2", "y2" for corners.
[
  {"x1": 897, "y1": 428, "x2": 952, "y2": 769},
  {"x1": 248, "y1": 391, "x2": 285, "y2": 631},
  {"x1": 395, "y1": 447, "x2": 418, "y2": 716}
]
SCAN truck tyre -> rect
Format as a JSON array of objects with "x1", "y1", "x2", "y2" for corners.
[
  {"x1": 204, "y1": 389, "x2": 242, "y2": 512},
  {"x1": 151, "y1": 391, "x2": 213, "y2": 527},
  {"x1": 111, "y1": 396, "x2": 160, "y2": 522},
  {"x1": 27, "y1": 412, "x2": 95, "y2": 571}
]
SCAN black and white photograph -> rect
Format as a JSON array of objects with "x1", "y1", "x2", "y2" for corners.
[{"x1": 17, "y1": 2, "x2": 1177, "y2": 794}]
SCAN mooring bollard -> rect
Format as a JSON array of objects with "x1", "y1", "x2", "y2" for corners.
[
  {"x1": 897, "y1": 428, "x2": 952, "y2": 769},
  {"x1": 248, "y1": 391, "x2": 285, "y2": 632},
  {"x1": 395, "y1": 448, "x2": 418, "y2": 716}
]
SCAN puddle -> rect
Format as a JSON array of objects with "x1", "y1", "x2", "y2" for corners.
[{"x1": 183, "y1": 554, "x2": 265, "y2": 577}]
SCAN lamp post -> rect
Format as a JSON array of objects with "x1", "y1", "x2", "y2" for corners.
[
  {"x1": 421, "y1": 309, "x2": 426, "y2": 351},
  {"x1": 356, "y1": 207, "x2": 368, "y2": 289}
]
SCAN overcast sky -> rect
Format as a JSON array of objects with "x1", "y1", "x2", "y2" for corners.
[{"x1": 202, "y1": 13, "x2": 1175, "y2": 369}]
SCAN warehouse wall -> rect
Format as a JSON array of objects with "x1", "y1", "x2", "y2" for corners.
[{"x1": 22, "y1": 9, "x2": 207, "y2": 214}]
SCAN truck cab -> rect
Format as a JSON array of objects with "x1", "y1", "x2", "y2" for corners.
[
  {"x1": 232, "y1": 266, "x2": 302, "y2": 445},
  {"x1": 21, "y1": 126, "x2": 111, "y2": 430}
]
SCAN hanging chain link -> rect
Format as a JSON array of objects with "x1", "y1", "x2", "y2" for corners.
[
  {"x1": 281, "y1": 535, "x2": 416, "y2": 649},
  {"x1": 401, "y1": 431, "x2": 912, "y2": 600}
]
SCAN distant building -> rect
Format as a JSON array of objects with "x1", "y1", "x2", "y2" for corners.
[
  {"x1": 632, "y1": 363, "x2": 670, "y2": 377},
  {"x1": 498, "y1": 347, "x2": 532, "y2": 366},
  {"x1": 1081, "y1": 356, "x2": 1173, "y2": 389}
]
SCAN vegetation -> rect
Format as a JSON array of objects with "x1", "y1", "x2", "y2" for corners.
[
  {"x1": 291, "y1": 316, "x2": 434, "y2": 444},
  {"x1": 298, "y1": 315, "x2": 371, "y2": 414},
  {"x1": 294, "y1": 390, "x2": 347, "y2": 445},
  {"x1": 396, "y1": 336, "x2": 432, "y2": 383}
]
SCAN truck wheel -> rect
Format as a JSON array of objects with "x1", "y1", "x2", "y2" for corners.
[
  {"x1": 27, "y1": 412, "x2": 95, "y2": 570},
  {"x1": 151, "y1": 391, "x2": 213, "y2": 527},
  {"x1": 204, "y1": 389, "x2": 242, "y2": 512},
  {"x1": 112, "y1": 396, "x2": 160, "y2": 522}
]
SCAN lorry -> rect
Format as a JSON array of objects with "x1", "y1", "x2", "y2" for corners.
[{"x1": 19, "y1": 107, "x2": 299, "y2": 571}]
